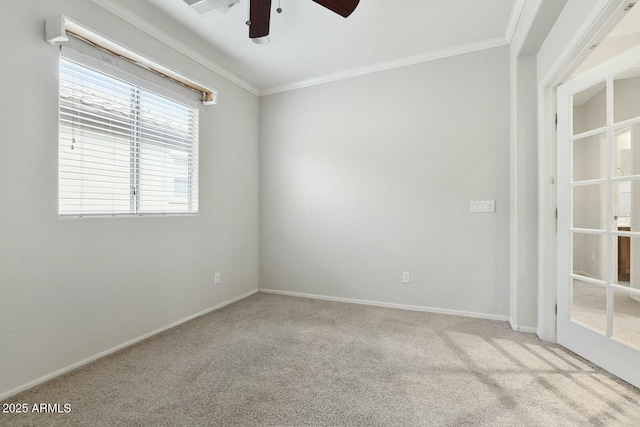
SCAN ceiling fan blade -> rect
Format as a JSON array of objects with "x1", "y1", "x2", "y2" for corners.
[
  {"x1": 312, "y1": 0, "x2": 360, "y2": 18},
  {"x1": 249, "y1": 0, "x2": 272, "y2": 39}
]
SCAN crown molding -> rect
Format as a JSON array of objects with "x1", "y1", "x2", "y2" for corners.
[
  {"x1": 259, "y1": 36, "x2": 508, "y2": 97},
  {"x1": 505, "y1": 0, "x2": 526, "y2": 44},
  {"x1": 89, "y1": 0, "x2": 516, "y2": 98},
  {"x1": 89, "y1": 0, "x2": 260, "y2": 96}
]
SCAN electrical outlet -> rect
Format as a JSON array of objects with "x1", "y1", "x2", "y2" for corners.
[
  {"x1": 402, "y1": 272, "x2": 411, "y2": 284},
  {"x1": 214, "y1": 273, "x2": 220, "y2": 284}
]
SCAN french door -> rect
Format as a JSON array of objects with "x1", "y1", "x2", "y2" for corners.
[{"x1": 557, "y1": 43, "x2": 640, "y2": 389}]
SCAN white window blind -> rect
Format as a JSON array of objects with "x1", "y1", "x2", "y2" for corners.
[{"x1": 59, "y1": 58, "x2": 199, "y2": 216}]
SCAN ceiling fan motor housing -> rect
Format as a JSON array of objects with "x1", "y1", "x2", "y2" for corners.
[{"x1": 249, "y1": 0, "x2": 360, "y2": 41}]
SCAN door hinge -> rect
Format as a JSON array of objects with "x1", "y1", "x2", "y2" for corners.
[
  {"x1": 555, "y1": 304, "x2": 558, "y2": 315},
  {"x1": 555, "y1": 113, "x2": 558, "y2": 129}
]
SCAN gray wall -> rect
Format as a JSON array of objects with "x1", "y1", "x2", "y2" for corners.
[
  {"x1": 507, "y1": 0, "x2": 569, "y2": 334},
  {"x1": 0, "y1": 0, "x2": 259, "y2": 398},
  {"x1": 259, "y1": 47, "x2": 511, "y2": 317},
  {"x1": 513, "y1": 55, "x2": 540, "y2": 330}
]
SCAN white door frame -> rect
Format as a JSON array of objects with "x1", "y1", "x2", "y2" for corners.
[{"x1": 537, "y1": 0, "x2": 635, "y2": 342}]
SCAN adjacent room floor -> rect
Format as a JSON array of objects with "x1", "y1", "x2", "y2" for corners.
[
  {"x1": 573, "y1": 280, "x2": 640, "y2": 347},
  {"x1": 2, "y1": 293, "x2": 640, "y2": 426}
]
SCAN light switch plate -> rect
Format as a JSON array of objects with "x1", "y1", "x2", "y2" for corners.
[{"x1": 470, "y1": 200, "x2": 496, "y2": 213}]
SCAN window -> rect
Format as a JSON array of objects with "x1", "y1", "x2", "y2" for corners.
[{"x1": 59, "y1": 58, "x2": 199, "y2": 216}]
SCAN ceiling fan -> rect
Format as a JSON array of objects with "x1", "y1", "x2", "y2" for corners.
[{"x1": 249, "y1": 0, "x2": 361, "y2": 43}]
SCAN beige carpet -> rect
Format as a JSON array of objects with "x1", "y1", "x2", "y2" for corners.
[{"x1": 2, "y1": 293, "x2": 640, "y2": 426}]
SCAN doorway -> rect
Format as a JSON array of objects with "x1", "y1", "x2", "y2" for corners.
[{"x1": 557, "y1": 42, "x2": 640, "y2": 389}]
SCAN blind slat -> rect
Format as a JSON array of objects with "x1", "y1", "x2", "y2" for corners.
[
  {"x1": 60, "y1": 115, "x2": 194, "y2": 148},
  {"x1": 59, "y1": 58, "x2": 198, "y2": 216}
]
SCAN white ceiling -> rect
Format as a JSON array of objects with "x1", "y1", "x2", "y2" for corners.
[{"x1": 107, "y1": 0, "x2": 520, "y2": 92}]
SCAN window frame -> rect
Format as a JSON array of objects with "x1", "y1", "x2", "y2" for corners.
[{"x1": 58, "y1": 48, "x2": 200, "y2": 218}]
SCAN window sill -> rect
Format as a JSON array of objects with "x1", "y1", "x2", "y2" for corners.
[{"x1": 58, "y1": 212, "x2": 199, "y2": 219}]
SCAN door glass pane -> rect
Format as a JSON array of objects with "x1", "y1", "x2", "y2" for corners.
[
  {"x1": 614, "y1": 67, "x2": 640, "y2": 124},
  {"x1": 573, "y1": 184, "x2": 606, "y2": 229},
  {"x1": 613, "y1": 180, "x2": 640, "y2": 232},
  {"x1": 613, "y1": 288, "x2": 640, "y2": 349},
  {"x1": 573, "y1": 82, "x2": 606, "y2": 135},
  {"x1": 572, "y1": 279, "x2": 607, "y2": 333},
  {"x1": 573, "y1": 233, "x2": 607, "y2": 281},
  {"x1": 573, "y1": 132, "x2": 606, "y2": 181},
  {"x1": 615, "y1": 234, "x2": 631, "y2": 283},
  {"x1": 613, "y1": 236, "x2": 640, "y2": 286},
  {"x1": 614, "y1": 127, "x2": 636, "y2": 177}
]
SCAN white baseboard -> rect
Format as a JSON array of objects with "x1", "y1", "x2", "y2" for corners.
[
  {"x1": 537, "y1": 327, "x2": 556, "y2": 342},
  {"x1": 509, "y1": 317, "x2": 537, "y2": 334},
  {"x1": 260, "y1": 288, "x2": 509, "y2": 322},
  {"x1": 573, "y1": 270, "x2": 594, "y2": 279},
  {"x1": 0, "y1": 288, "x2": 259, "y2": 401},
  {"x1": 509, "y1": 317, "x2": 518, "y2": 331}
]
